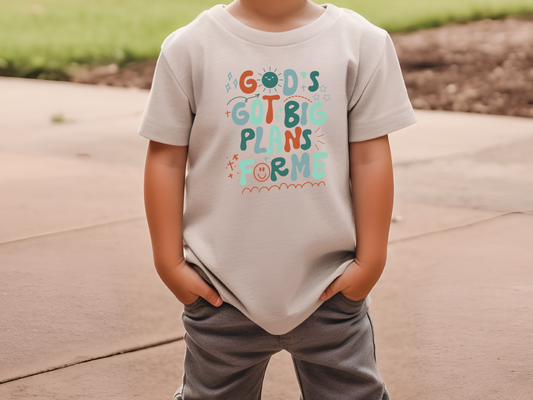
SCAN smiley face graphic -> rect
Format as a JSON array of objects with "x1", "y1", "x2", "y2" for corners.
[
  {"x1": 253, "y1": 163, "x2": 271, "y2": 182},
  {"x1": 261, "y1": 71, "x2": 279, "y2": 88},
  {"x1": 257, "y1": 67, "x2": 283, "y2": 93}
]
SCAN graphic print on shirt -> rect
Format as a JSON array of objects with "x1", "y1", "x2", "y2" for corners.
[{"x1": 224, "y1": 68, "x2": 330, "y2": 194}]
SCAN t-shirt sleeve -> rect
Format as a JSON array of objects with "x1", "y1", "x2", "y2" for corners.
[
  {"x1": 137, "y1": 51, "x2": 194, "y2": 146},
  {"x1": 348, "y1": 33, "x2": 417, "y2": 142}
]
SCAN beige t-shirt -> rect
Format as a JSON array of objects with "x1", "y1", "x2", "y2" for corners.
[{"x1": 138, "y1": 3, "x2": 417, "y2": 335}]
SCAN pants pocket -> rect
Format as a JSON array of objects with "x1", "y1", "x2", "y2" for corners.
[
  {"x1": 323, "y1": 292, "x2": 368, "y2": 320},
  {"x1": 183, "y1": 296, "x2": 203, "y2": 309},
  {"x1": 338, "y1": 291, "x2": 366, "y2": 306}
]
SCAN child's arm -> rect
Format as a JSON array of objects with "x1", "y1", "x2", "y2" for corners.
[
  {"x1": 320, "y1": 134, "x2": 394, "y2": 301},
  {"x1": 144, "y1": 140, "x2": 223, "y2": 307}
]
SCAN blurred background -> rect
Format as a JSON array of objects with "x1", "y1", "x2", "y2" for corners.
[
  {"x1": 1, "y1": 1, "x2": 532, "y2": 399},
  {"x1": 1, "y1": 0, "x2": 533, "y2": 117}
]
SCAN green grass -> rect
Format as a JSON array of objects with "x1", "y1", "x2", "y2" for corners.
[
  {"x1": 335, "y1": 0, "x2": 533, "y2": 32},
  {"x1": 1, "y1": 0, "x2": 532, "y2": 80}
]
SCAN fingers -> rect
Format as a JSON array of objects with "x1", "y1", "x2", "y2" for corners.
[
  {"x1": 320, "y1": 261, "x2": 372, "y2": 302},
  {"x1": 168, "y1": 259, "x2": 223, "y2": 307},
  {"x1": 319, "y1": 263, "x2": 357, "y2": 301},
  {"x1": 320, "y1": 275, "x2": 342, "y2": 301},
  {"x1": 319, "y1": 284, "x2": 337, "y2": 301},
  {"x1": 183, "y1": 262, "x2": 223, "y2": 307},
  {"x1": 202, "y1": 286, "x2": 223, "y2": 307}
]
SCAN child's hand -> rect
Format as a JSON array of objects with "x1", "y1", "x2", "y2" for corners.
[
  {"x1": 170, "y1": 258, "x2": 223, "y2": 307},
  {"x1": 319, "y1": 259, "x2": 373, "y2": 302}
]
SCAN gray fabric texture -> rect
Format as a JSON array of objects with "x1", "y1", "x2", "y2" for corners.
[{"x1": 172, "y1": 292, "x2": 389, "y2": 400}]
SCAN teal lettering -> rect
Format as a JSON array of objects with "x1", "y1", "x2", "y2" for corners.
[
  {"x1": 254, "y1": 126, "x2": 267, "y2": 154},
  {"x1": 312, "y1": 152, "x2": 328, "y2": 179},
  {"x1": 300, "y1": 102, "x2": 309, "y2": 125},
  {"x1": 271, "y1": 157, "x2": 289, "y2": 182},
  {"x1": 240, "y1": 128, "x2": 255, "y2": 151},
  {"x1": 291, "y1": 152, "x2": 311, "y2": 181},
  {"x1": 284, "y1": 100, "x2": 300, "y2": 128},
  {"x1": 240, "y1": 159, "x2": 255, "y2": 185},
  {"x1": 250, "y1": 99, "x2": 263, "y2": 126},
  {"x1": 232, "y1": 101, "x2": 249, "y2": 125},
  {"x1": 267, "y1": 125, "x2": 283, "y2": 155},
  {"x1": 308, "y1": 71, "x2": 319, "y2": 92},
  {"x1": 301, "y1": 128, "x2": 313, "y2": 150},
  {"x1": 283, "y1": 69, "x2": 298, "y2": 96},
  {"x1": 309, "y1": 102, "x2": 327, "y2": 125}
]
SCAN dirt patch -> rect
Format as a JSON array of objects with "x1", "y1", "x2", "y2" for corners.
[
  {"x1": 68, "y1": 60, "x2": 156, "y2": 90},
  {"x1": 394, "y1": 14, "x2": 533, "y2": 118},
  {"x1": 68, "y1": 14, "x2": 533, "y2": 118}
]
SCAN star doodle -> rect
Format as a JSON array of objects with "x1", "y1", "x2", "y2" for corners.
[
  {"x1": 225, "y1": 83, "x2": 231, "y2": 93},
  {"x1": 233, "y1": 78, "x2": 238, "y2": 89},
  {"x1": 313, "y1": 93, "x2": 321, "y2": 101},
  {"x1": 301, "y1": 85, "x2": 306, "y2": 91},
  {"x1": 263, "y1": 155, "x2": 270, "y2": 162},
  {"x1": 274, "y1": 113, "x2": 281, "y2": 122},
  {"x1": 323, "y1": 94, "x2": 331, "y2": 102},
  {"x1": 228, "y1": 173, "x2": 234, "y2": 179},
  {"x1": 227, "y1": 72, "x2": 233, "y2": 81},
  {"x1": 320, "y1": 85, "x2": 327, "y2": 92}
]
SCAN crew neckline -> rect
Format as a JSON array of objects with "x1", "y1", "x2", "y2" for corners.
[{"x1": 209, "y1": 3, "x2": 341, "y2": 46}]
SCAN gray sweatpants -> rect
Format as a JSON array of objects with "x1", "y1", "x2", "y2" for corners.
[{"x1": 173, "y1": 290, "x2": 390, "y2": 400}]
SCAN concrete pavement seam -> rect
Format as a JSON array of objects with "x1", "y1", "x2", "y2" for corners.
[
  {"x1": 0, "y1": 216, "x2": 145, "y2": 246},
  {"x1": 0, "y1": 336, "x2": 184, "y2": 385},
  {"x1": 389, "y1": 210, "x2": 532, "y2": 245}
]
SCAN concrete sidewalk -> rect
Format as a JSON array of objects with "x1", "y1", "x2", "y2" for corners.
[{"x1": 0, "y1": 77, "x2": 532, "y2": 399}]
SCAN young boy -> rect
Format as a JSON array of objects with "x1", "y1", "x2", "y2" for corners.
[{"x1": 139, "y1": 1, "x2": 417, "y2": 399}]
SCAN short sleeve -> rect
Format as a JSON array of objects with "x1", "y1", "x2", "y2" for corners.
[
  {"x1": 348, "y1": 33, "x2": 417, "y2": 142},
  {"x1": 137, "y1": 51, "x2": 194, "y2": 146}
]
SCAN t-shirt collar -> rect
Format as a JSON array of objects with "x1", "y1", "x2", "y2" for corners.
[{"x1": 209, "y1": 3, "x2": 341, "y2": 46}]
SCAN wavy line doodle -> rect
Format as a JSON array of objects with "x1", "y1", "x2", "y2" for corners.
[
  {"x1": 242, "y1": 181, "x2": 326, "y2": 194},
  {"x1": 284, "y1": 95, "x2": 313, "y2": 103}
]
